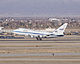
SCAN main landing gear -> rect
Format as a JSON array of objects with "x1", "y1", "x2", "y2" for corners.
[{"x1": 36, "y1": 36, "x2": 42, "y2": 41}]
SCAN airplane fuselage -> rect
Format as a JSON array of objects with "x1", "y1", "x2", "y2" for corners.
[
  {"x1": 13, "y1": 28, "x2": 64, "y2": 38},
  {"x1": 11, "y1": 23, "x2": 68, "y2": 40}
]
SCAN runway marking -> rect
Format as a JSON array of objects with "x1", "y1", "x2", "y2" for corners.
[
  {"x1": 0, "y1": 58, "x2": 80, "y2": 61},
  {"x1": 0, "y1": 41, "x2": 80, "y2": 43}
]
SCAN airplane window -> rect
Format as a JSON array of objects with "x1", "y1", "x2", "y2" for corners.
[
  {"x1": 50, "y1": 34, "x2": 54, "y2": 35},
  {"x1": 55, "y1": 31, "x2": 57, "y2": 32}
]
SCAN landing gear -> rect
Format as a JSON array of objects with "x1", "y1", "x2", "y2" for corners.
[{"x1": 36, "y1": 36, "x2": 42, "y2": 41}]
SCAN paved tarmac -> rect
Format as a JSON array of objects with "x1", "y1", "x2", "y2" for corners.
[{"x1": 0, "y1": 35, "x2": 80, "y2": 64}]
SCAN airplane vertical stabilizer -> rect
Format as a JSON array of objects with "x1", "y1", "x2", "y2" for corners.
[{"x1": 53, "y1": 23, "x2": 68, "y2": 35}]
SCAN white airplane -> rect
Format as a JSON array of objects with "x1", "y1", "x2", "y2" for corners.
[{"x1": 12, "y1": 23, "x2": 68, "y2": 40}]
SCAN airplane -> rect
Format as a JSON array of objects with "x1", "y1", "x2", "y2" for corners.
[{"x1": 12, "y1": 23, "x2": 68, "y2": 40}]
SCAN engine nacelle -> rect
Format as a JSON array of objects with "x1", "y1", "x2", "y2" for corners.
[
  {"x1": 30, "y1": 35, "x2": 34, "y2": 38},
  {"x1": 39, "y1": 35, "x2": 43, "y2": 38}
]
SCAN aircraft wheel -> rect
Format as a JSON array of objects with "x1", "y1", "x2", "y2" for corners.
[{"x1": 36, "y1": 37, "x2": 42, "y2": 41}]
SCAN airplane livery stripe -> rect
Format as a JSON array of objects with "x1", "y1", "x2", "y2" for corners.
[{"x1": 13, "y1": 31, "x2": 47, "y2": 35}]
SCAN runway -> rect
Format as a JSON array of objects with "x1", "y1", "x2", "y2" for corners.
[
  {"x1": 0, "y1": 35, "x2": 80, "y2": 64},
  {"x1": 0, "y1": 58, "x2": 80, "y2": 61}
]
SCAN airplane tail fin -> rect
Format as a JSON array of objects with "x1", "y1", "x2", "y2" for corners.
[{"x1": 53, "y1": 23, "x2": 68, "y2": 35}]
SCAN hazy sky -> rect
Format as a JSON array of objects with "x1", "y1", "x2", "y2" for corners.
[{"x1": 0, "y1": 0, "x2": 80, "y2": 17}]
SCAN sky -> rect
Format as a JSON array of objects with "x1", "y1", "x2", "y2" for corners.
[{"x1": 0, "y1": 0, "x2": 80, "y2": 17}]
